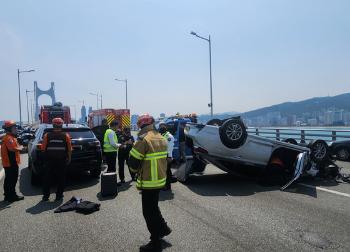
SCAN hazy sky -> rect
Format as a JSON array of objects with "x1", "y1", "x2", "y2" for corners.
[{"x1": 1, "y1": 0, "x2": 349, "y2": 121}]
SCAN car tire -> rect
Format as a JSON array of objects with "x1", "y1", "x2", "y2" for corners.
[
  {"x1": 90, "y1": 165, "x2": 102, "y2": 178},
  {"x1": 335, "y1": 147, "x2": 350, "y2": 161},
  {"x1": 309, "y1": 140, "x2": 330, "y2": 164},
  {"x1": 219, "y1": 118, "x2": 247, "y2": 149},
  {"x1": 284, "y1": 138, "x2": 298, "y2": 145},
  {"x1": 207, "y1": 119, "x2": 222, "y2": 126},
  {"x1": 31, "y1": 167, "x2": 41, "y2": 186}
]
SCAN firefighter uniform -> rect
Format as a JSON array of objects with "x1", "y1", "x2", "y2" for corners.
[
  {"x1": 1, "y1": 121, "x2": 24, "y2": 202},
  {"x1": 129, "y1": 121, "x2": 171, "y2": 251},
  {"x1": 42, "y1": 119, "x2": 72, "y2": 201}
]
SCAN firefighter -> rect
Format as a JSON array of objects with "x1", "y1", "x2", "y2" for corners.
[
  {"x1": 118, "y1": 126, "x2": 135, "y2": 183},
  {"x1": 42, "y1": 118, "x2": 72, "y2": 201},
  {"x1": 158, "y1": 122, "x2": 175, "y2": 191},
  {"x1": 1, "y1": 120, "x2": 24, "y2": 203},
  {"x1": 129, "y1": 114, "x2": 172, "y2": 252},
  {"x1": 103, "y1": 120, "x2": 120, "y2": 173}
]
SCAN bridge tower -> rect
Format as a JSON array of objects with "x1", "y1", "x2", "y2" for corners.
[{"x1": 34, "y1": 81, "x2": 56, "y2": 120}]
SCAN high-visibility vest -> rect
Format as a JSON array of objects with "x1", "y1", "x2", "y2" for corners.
[
  {"x1": 1, "y1": 134, "x2": 20, "y2": 167},
  {"x1": 103, "y1": 129, "x2": 118, "y2": 152}
]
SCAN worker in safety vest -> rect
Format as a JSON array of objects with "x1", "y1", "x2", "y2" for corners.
[
  {"x1": 103, "y1": 120, "x2": 121, "y2": 173},
  {"x1": 128, "y1": 114, "x2": 172, "y2": 252},
  {"x1": 158, "y1": 122, "x2": 175, "y2": 191},
  {"x1": 42, "y1": 118, "x2": 72, "y2": 201},
  {"x1": 1, "y1": 120, "x2": 24, "y2": 203}
]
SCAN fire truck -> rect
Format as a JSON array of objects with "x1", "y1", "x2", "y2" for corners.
[
  {"x1": 39, "y1": 102, "x2": 71, "y2": 124},
  {"x1": 88, "y1": 109, "x2": 130, "y2": 129}
]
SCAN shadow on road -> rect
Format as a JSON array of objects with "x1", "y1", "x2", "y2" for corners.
[
  {"x1": 185, "y1": 172, "x2": 344, "y2": 198},
  {"x1": 26, "y1": 200, "x2": 63, "y2": 215},
  {"x1": 160, "y1": 190, "x2": 175, "y2": 201},
  {"x1": 0, "y1": 201, "x2": 11, "y2": 212},
  {"x1": 184, "y1": 173, "x2": 281, "y2": 197},
  {"x1": 19, "y1": 167, "x2": 100, "y2": 197}
]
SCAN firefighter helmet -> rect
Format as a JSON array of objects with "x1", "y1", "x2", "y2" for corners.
[
  {"x1": 52, "y1": 118, "x2": 64, "y2": 128},
  {"x1": 137, "y1": 114, "x2": 155, "y2": 128},
  {"x1": 2, "y1": 120, "x2": 16, "y2": 131}
]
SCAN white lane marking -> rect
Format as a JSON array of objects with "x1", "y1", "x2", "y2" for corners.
[{"x1": 298, "y1": 183, "x2": 350, "y2": 199}]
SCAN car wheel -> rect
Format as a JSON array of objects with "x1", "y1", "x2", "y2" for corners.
[
  {"x1": 90, "y1": 165, "x2": 102, "y2": 178},
  {"x1": 309, "y1": 140, "x2": 330, "y2": 164},
  {"x1": 207, "y1": 119, "x2": 222, "y2": 126},
  {"x1": 284, "y1": 138, "x2": 298, "y2": 145},
  {"x1": 31, "y1": 166, "x2": 41, "y2": 186},
  {"x1": 219, "y1": 118, "x2": 247, "y2": 149},
  {"x1": 335, "y1": 147, "x2": 350, "y2": 161}
]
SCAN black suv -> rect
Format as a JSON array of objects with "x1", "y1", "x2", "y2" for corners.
[{"x1": 28, "y1": 124, "x2": 102, "y2": 185}]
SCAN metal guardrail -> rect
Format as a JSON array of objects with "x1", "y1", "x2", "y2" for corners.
[{"x1": 247, "y1": 127, "x2": 350, "y2": 143}]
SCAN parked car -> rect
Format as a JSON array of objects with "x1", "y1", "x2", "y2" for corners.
[
  {"x1": 182, "y1": 117, "x2": 331, "y2": 190},
  {"x1": 28, "y1": 124, "x2": 102, "y2": 185},
  {"x1": 330, "y1": 140, "x2": 350, "y2": 161}
]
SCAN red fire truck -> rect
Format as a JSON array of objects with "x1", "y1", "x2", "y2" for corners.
[
  {"x1": 88, "y1": 109, "x2": 130, "y2": 129},
  {"x1": 39, "y1": 102, "x2": 71, "y2": 124}
]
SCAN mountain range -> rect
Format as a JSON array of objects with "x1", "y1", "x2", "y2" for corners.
[{"x1": 198, "y1": 93, "x2": 350, "y2": 122}]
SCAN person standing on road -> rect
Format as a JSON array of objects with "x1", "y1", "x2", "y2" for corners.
[
  {"x1": 158, "y1": 122, "x2": 175, "y2": 191},
  {"x1": 103, "y1": 120, "x2": 120, "y2": 173},
  {"x1": 128, "y1": 114, "x2": 172, "y2": 252},
  {"x1": 118, "y1": 126, "x2": 135, "y2": 183},
  {"x1": 42, "y1": 118, "x2": 72, "y2": 201},
  {"x1": 1, "y1": 120, "x2": 24, "y2": 203}
]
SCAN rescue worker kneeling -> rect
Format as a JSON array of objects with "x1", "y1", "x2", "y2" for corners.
[
  {"x1": 42, "y1": 118, "x2": 72, "y2": 201},
  {"x1": 1, "y1": 120, "x2": 24, "y2": 202},
  {"x1": 128, "y1": 114, "x2": 172, "y2": 252}
]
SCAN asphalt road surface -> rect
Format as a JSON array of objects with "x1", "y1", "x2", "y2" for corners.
[{"x1": 0, "y1": 154, "x2": 350, "y2": 252}]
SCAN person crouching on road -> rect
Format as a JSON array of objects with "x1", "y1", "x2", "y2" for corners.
[
  {"x1": 118, "y1": 126, "x2": 135, "y2": 183},
  {"x1": 128, "y1": 114, "x2": 172, "y2": 252},
  {"x1": 103, "y1": 120, "x2": 121, "y2": 173},
  {"x1": 42, "y1": 118, "x2": 72, "y2": 201},
  {"x1": 158, "y1": 122, "x2": 175, "y2": 191},
  {"x1": 1, "y1": 120, "x2": 24, "y2": 203}
]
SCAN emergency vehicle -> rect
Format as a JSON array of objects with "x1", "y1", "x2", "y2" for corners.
[
  {"x1": 88, "y1": 108, "x2": 131, "y2": 129},
  {"x1": 39, "y1": 102, "x2": 71, "y2": 124}
]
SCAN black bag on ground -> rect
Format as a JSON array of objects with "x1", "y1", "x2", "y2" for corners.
[
  {"x1": 76, "y1": 201, "x2": 101, "y2": 215},
  {"x1": 101, "y1": 172, "x2": 118, "y2": 197},
  {"x1": 54, "y1": 197, "x2": 81, "y2": 213}
]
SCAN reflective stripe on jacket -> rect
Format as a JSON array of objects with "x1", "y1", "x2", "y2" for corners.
[
  {"x1": 1, "y1": 134, "x2": 20, "y2": 167},
  {"x1": 103, "y1": 129, "x2": 118, "y2": 152},
  {"x1": 129, "y1": 125, "x2": 168, "y2": 189}
]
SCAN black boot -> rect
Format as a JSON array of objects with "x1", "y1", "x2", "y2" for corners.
[
  {"x1": 139, "y1": 240, "x2": 161, "y2": 252},
  {"x1": 160, "y1": 225, "x2": 172, "y2": 238}
]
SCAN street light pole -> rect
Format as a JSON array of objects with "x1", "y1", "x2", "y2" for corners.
[
  {"x1": 17, "y1": 69, "x2": 35, "y2": 126},
  {"x1": 100, "y1": 94, "x2": 103, "y2": 109},
  {"x1": 190, "y1": 31, "x2": 213, "y2": 117},
  {"x1": 115, "y1": 78, "x2": 128, "y2": 109},
  {"x1": 89, "y1": 92, "x2": 99, "y2": 110}
]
